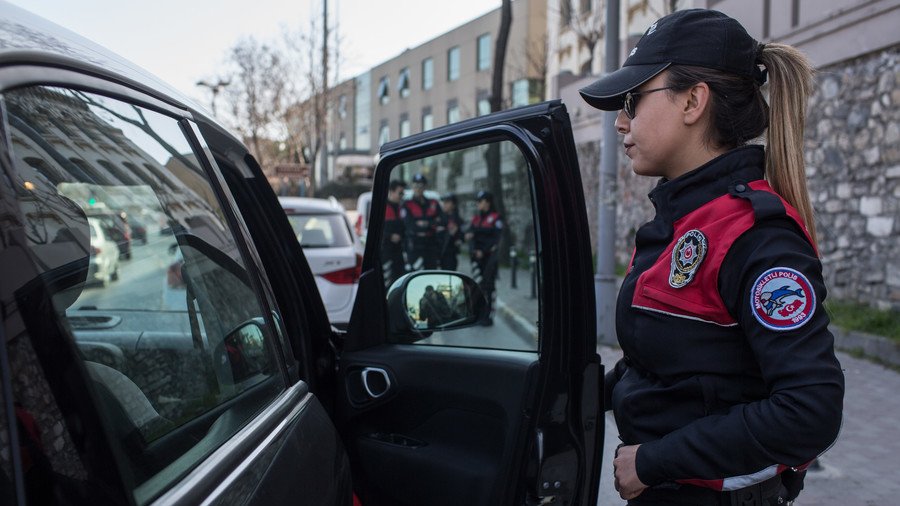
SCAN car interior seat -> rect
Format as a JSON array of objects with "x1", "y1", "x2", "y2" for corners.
[
  {"x1": 47, "y1": 196, "x2": 172, "y2": 482},
  {"x1": 300, "y1": 228, "x2": 328, "y2": 247}
]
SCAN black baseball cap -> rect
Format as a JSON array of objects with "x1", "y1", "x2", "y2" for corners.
[
  {"x1": 476, "y1": 190, "x2": 493, "y2": 202},
  {"x1": 412, "y1": 173, "x2": 428, "y2": 184},
  {"x1": 579, "y1": 9, "x2": 764, "y2": 111}
]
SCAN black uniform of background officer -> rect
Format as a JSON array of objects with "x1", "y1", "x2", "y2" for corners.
[
  {"x1": 579, "y1": 9, "x2": 844, "y2": 505},
  {"x1": 382, "y1": 179, "x2": 407, "y2": 286},
  {"x1": 401, "y1": 173, "x2": 444, "y2": 270},
  {"x1": 465, "y1": 191, "x2": 502, "y2": 326},
  {"x1": 438, "y1": 193, "x2": 464, "y2": 271}
]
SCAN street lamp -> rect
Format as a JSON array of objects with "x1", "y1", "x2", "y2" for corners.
[{"x1": 195, "y1": 79, "x2": 230, "y2": 116}]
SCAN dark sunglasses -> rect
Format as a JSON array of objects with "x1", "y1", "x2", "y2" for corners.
[{"x1": 623, "y1": 86, "x2": 675, "y2": 119}]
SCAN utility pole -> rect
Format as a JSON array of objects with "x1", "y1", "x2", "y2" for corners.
[
  {"x1": 321, "y1": 0, "x2": 329, "y2": 186},
  {"x1": 195, "y1": 79, "x2": 229, "y2": 117},
  {"x1": 595, "y1": 0, "x2": 619, "y2": 345}
]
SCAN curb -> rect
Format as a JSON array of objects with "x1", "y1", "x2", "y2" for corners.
[
  {"x1": 495, "y1": 297, "x2": 899, "y2": 370},
  {"x1": 831, "y1": 326, "x2": 900, "y2": 369},
  {"x1": 495, "y1": 299, "x2": 538, "y2": 344}
]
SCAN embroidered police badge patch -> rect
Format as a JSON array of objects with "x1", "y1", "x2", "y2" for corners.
[
  {"x1": 669, "y1": 229, "x2": 707, "y2": 288},
  {"x1": 750, "y1": 267, "x2": 816, "y2": 331}
]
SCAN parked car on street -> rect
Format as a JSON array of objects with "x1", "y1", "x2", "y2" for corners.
[
  {"x1": 130, "y1": 217, "x2": 148, "y2": 244},
  {"x1": 279, "y1": 196, "x2": 361, "y2": 328},
  {"x1": 0, "y1": 3, "x2": 601, "y2": 506},
  {"x1": 86, "y1": 209, "x2": 133, "y2": 260},
  {"x1": 86, "y1": 217, "x2": 121, "y2": 287}
]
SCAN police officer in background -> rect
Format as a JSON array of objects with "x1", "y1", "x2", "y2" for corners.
[
  {"x1": 438, "y1": 193, "x2": 464, "y2": 271},
  {"x1": 465, "y1": 190, "x2": 502, "y2": 326},
  {"x1": 382, "y1": 179, "x2": 407, "y2": 286},
  {"x1": 401, "y1": 173, "x2": 444, "y2": 270}
]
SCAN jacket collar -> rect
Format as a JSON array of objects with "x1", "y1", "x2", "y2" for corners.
[{"x1": 647, "y1": 145, "x2": 766, "y2": 222}]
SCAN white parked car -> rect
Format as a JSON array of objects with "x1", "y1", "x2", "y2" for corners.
[
  {"x1": 86, "y1": 217, "x2": 120, "y2": 287},
  {"x1": 279, "y1": 197, "x2": 361, "y2": 327}
]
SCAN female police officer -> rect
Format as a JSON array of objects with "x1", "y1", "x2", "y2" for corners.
[{"x1": 579, "y1": 9, "x2": 844, "y2": 505}]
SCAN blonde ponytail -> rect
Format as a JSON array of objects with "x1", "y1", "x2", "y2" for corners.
[{"x1": 758, "y1": 44, "x2": 818, "y2": 247}]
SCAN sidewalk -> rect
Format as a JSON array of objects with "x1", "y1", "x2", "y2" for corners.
[{"x1": 492, "y1": 266, "x2": 900, "y2": 505}]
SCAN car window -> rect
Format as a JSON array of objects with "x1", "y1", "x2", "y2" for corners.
[
  {"x1": 1, "y1": 86, "x2": 283, "y2": 504},
  {"x1": 285, "y1": 213, "x2": 353, "y2": 248},
  {"x1": 382, "y1": 139, "x2": 539, "y2": 351}
]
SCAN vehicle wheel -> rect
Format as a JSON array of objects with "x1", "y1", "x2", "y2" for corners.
[{"x1": 111, "y1": 267, "x2": 119, "y2": 282}]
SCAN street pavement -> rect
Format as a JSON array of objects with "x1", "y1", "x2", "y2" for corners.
[{"x1": 493, "y1": 266, "x2": 900, "y2": 506}]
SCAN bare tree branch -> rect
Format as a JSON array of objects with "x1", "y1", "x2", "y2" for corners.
[{"x1": 220, "y1": 36, "x2": 290, "y2": 169}]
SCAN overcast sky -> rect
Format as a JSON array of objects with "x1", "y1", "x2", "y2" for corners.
[{"x1": 10, "y1": 0, "x2": 498, "y2": 104}]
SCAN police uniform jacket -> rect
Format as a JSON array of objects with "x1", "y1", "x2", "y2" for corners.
[
  {"x1": 470, "y1": 210, "x2": 503, "y2": 254},
  {"x1": 610, "y1": 146, "x2": 844, "y2": 500},
  {"x1": 402, "y1": 197, "x2": 442, "y2": 240},
  {"x1": 383, "y1": 201, "x2": 405, "y2": 245},
  {"x1": 441, "y1": 210, "x2": 464, "y2": 254}
]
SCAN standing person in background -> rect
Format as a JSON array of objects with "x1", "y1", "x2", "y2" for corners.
[
  {"x1": 579, "y1": 9, "x2": 844, "y2": 505},
  {"x1": 418, "y1": 285, "x2": 455, "y2": 327},
  {"x1": 382, "y1": 179, "x2": 407, "y2": 286},
  {"x1": 401, "y1": 173, "x2": 444, "y2": 270},
  {"x1": 465, "y1": 190, "x2": 503, "y2": 326},
  {"x1": 439, "y1": 193, "x2": 464, "y2": 271}
]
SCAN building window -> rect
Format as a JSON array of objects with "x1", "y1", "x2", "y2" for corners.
[
  {"x1": 447, "y1": 46, "x2": 460, "y2": 81},
  {"x1": 338, "y1": 95, "x2": 347, "y2": 118},
  {"x1": 477, "y1": 97, "x2": 491, "y2": 116},
  {"x1": 512, "y1": 79, "x2": 531, "y2": 107},
  {"x1": 422, "y1": 107, "x2": 434, "y2": 131},
  {"x1": 355, "y1": 72, "x2": 371, "y2": 151},
  {"x1": 378, "y1": 121, "x2": 390, "y2": 146},
  {"x1": 422, "y1": 57, "x2": 434, "y2": 90},
  {"x1": 560, "y1": 0, "x2": 572, "y2": 27},
  {"x1": 580, "y1": 0, "x2": 591, "y2": 15},
  {"x1": 399, "y1": 116, "x2": 411, "y2": 138},
  {"x1": 398, "y1": 67, "x2": 411, "y2": 98},
  {"x1": 477, "y1": 34, "x2": 492, "y2": 71},
  {"x1": 377, "y1": 76, "x2": 390, "y2": 105},
  {"x1": 447, "y1": 100, "x2": 460, "y2": 124}
]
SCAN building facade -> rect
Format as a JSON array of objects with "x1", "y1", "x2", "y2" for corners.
[{"x1": 363, "y1": 0, "x2": 548, "y2": 150}]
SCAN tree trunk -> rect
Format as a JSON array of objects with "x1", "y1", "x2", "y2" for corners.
[{"x1": 485, "y1": 0, "x2": 512, "y2": 260}]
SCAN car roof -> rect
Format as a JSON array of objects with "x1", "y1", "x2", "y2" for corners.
[
  {"x1": 278, "y1": 196, "x2": 345, "y2": 214},
  {"x1": 0, "y1": 2, "x2": 227, "y2": 138}
]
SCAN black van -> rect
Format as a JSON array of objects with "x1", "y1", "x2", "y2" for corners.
[{"x1": 0, "y1": 3, "x2": 602, "y2": 505}]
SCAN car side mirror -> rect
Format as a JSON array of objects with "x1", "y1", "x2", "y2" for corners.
[
  {"x1": 216, "y1": 319, "x2": 269, "y2": 383},
  {"x1": 386, "y1": 270, "x2": 489, "y2": 340}
]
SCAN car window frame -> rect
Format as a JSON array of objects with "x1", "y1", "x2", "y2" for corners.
[
  {"x1": 348, "y1": 123, "x2": 545, "y2": 353},
  {"x1": 0, "y1": 65, "x2": 297, "y2": 503},
  {"x1": 343, "y1": 101, "x2": 603, "y2": 505}
]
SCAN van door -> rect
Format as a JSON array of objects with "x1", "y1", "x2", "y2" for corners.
[{"x1": 341, "y1": 100, "x2": 603, "y2": 506}]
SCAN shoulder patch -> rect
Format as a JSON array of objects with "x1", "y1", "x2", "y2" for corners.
[
  {"x1": 750, "y1": 267, "x2": 816, "y2": 331},
  {"x1": 669, "y1": 229, "x2": 707, "y2": 288}
]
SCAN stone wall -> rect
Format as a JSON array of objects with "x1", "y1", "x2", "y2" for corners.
[{"x1": 807, "y1": 46, "x2": 900, "y2": 310}]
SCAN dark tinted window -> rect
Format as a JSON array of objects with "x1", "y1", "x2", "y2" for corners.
[{"x1": 1, "y1": 86, "x2": 283, "y2": 504}]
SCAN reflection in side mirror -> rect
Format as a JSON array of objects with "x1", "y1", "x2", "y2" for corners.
[
  {"x1": 219, "y1": 319, "x2": 268, "y2": 383},
  {"x1": 386, "y1": 270, "x2": 488, "y2": 339}
]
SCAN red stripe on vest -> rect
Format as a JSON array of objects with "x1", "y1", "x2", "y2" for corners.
[
  {"x1": 632, "y1": 181, "x2": 813, "y2": 326},
  {"x1": 404, "y1": 200, "x2": 438, "y2": 218}
]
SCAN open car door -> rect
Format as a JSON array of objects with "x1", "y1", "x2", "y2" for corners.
[{"x1": 340, "y1": 100, "x2": 603, "y2": 506}]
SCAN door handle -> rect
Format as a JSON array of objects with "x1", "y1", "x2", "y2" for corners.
[{"x1": 361, "y1": 367, "x2": 391, "y2": 398}]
